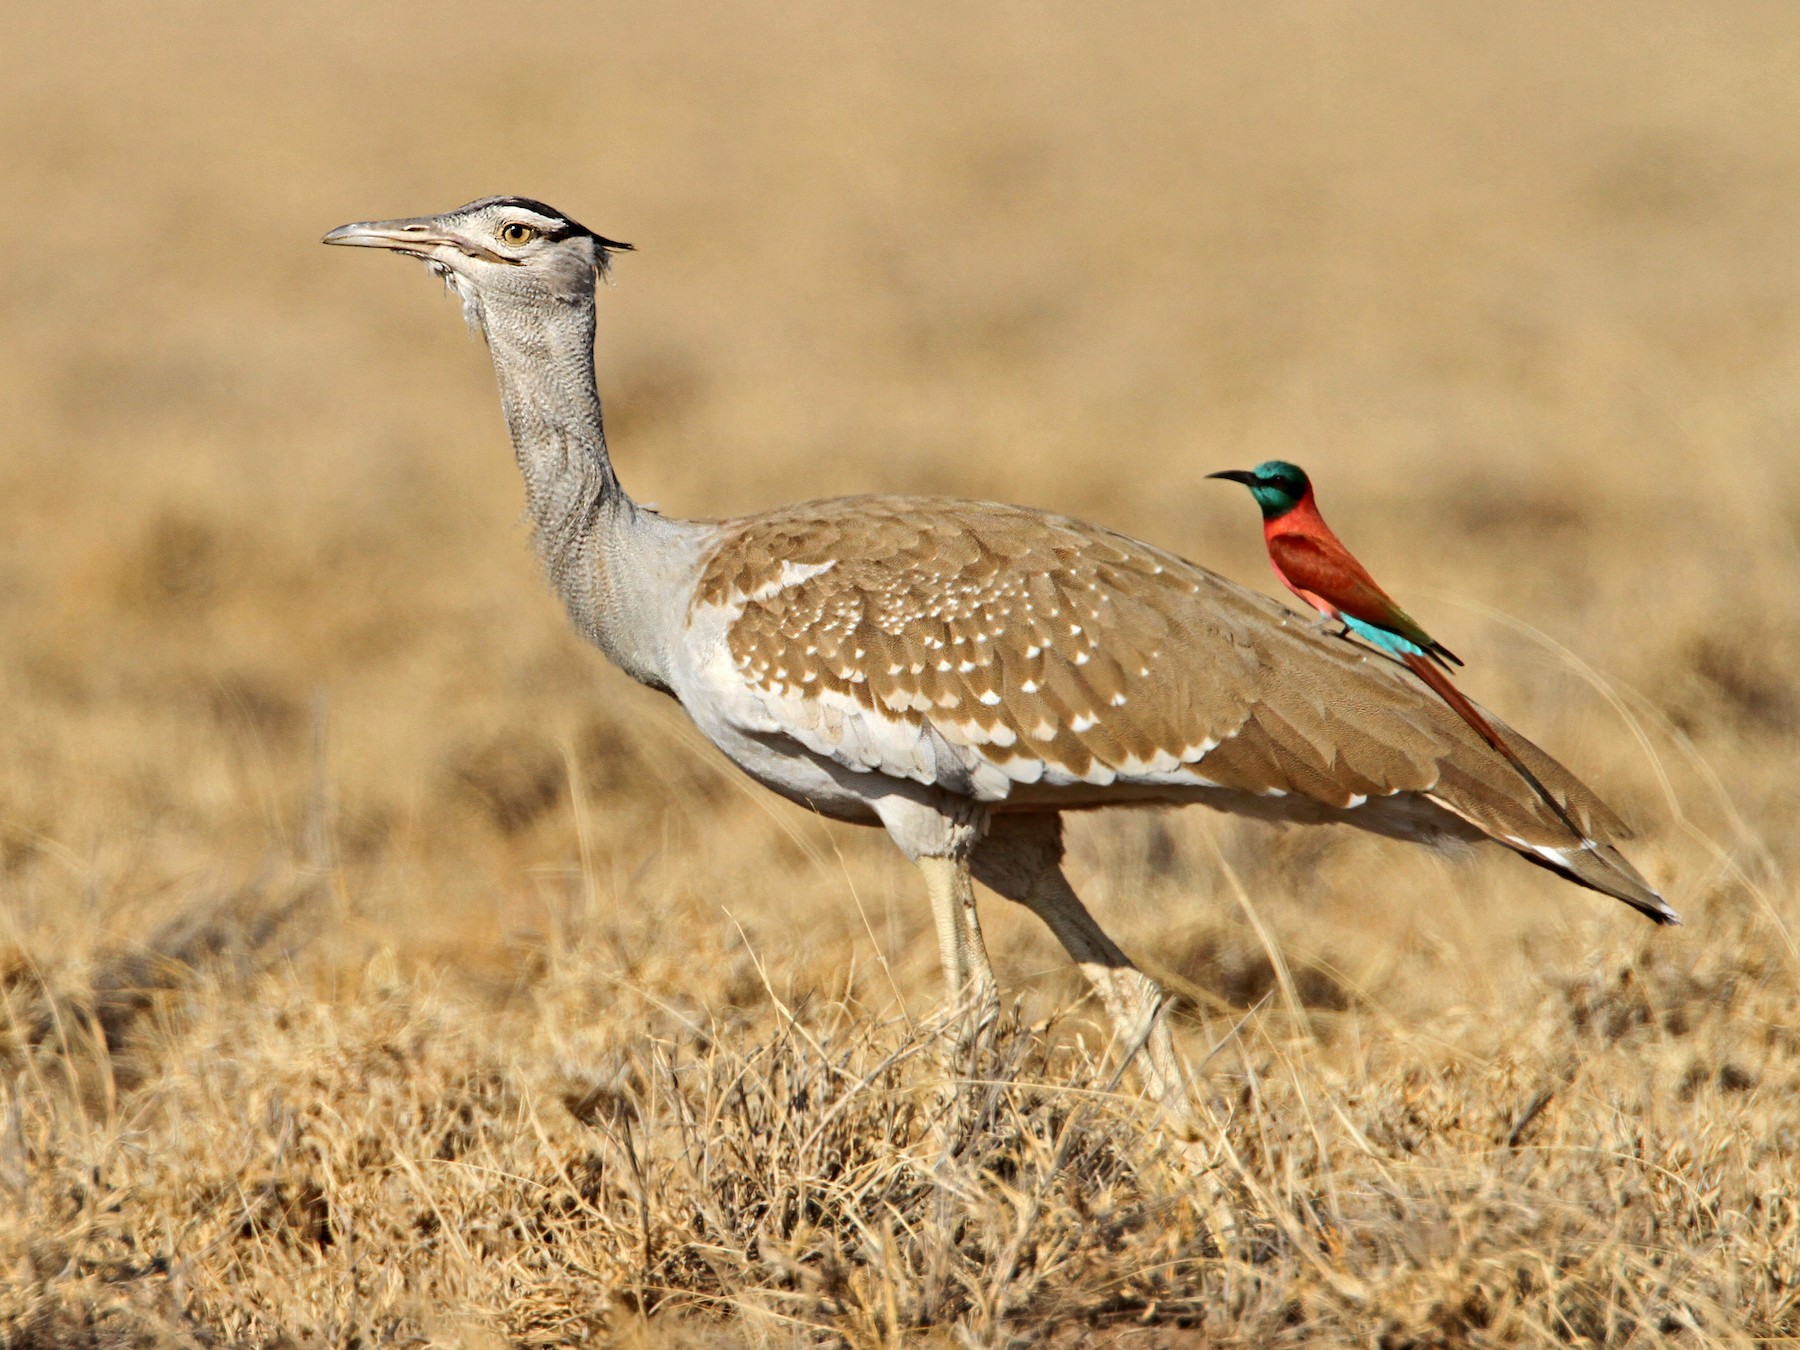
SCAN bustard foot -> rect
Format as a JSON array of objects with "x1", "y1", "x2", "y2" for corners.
[
  {"x1": 930, "y1": 983, "x2": 1013, "y2": 1150},
  {"x1": 926, "y1": 970, "x2": 1003, "y2": 1073}
]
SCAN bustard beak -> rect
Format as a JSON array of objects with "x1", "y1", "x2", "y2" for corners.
[
  {"x1": 1206, "y1": 469, "x2": 1262, "y2": 487},
  {"x1": 322, "y1": 216, "x2": 452, "y2": 252},
  {"x1": 323, "y1": 216, "x2": 510, "y2": 264}
]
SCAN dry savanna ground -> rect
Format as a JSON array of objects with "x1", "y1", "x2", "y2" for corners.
[{"x1": 3, "y1": 4, "x2": 1799, "y2": 1345}]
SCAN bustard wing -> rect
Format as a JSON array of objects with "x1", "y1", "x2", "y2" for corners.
[{"x1": 689, "y1": 496, "x2": 1664, "y2": 915}]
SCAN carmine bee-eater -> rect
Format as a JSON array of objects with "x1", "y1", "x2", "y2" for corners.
[{"x1": 1209, "y1": 459, "x2": 1598, "y2": 852}]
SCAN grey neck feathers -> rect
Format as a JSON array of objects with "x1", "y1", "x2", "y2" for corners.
[{"x1": 481, "y1": 294, "x2": 698, "y2": 691}]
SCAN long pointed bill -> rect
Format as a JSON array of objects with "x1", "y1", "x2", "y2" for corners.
[
  {"x1": 1206, "y1": 469, "x2": 1261, "y2": 487},
  {"x1": 324, "y1": 217, "x2": 514, "y2": 265},
  {"x1": 321, "y1": 216, "x2": 453, "y2": 252}
]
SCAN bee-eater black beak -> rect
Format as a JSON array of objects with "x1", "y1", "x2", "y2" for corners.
[{"x1": 1207, "y1": 469, "x2": 1262, "y2": 487}]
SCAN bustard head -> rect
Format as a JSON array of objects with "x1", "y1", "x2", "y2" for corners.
[
  {"x1": 1208, "y1": 459, "x2": 1314, "y2": 519},
  {"x1": 323, "y1": 196, "x2": 632, "y2": 337}
]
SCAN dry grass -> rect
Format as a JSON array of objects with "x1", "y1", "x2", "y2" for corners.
[{"x1": 4, "y1": 2, "x2": 1800, "y2": 1344}]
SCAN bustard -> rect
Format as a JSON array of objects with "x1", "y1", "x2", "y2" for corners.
[{"x1": 325, "y1": 197, "x2": 1676, "y2": 1117}]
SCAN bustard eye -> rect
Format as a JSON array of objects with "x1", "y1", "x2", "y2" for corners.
[{"x1": 499, "y1": 222, "x2": 538, "y2": 246}]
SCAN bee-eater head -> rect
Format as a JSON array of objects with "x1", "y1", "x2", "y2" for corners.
[{"x1": 1208, "y1": 460, "x2": 1313, "y2": 519}]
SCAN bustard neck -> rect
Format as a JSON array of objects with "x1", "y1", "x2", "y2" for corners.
[{"x1": 481, "y1": 297, "x2": 703, "y2": 691}]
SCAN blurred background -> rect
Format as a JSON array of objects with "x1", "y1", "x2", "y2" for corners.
[
  {"x1": 3, "y1": 0, "x2": 1796, "y2": 1045},
  {"x1": 8, "y1": 5, "x2": 1800, "y2": 1339}
]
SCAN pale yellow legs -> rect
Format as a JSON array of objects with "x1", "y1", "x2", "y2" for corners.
[
  {"x1": 933, "y1": 814, "x2": 1231, "y2": 1240},
  {"x1": 917, "y1": 842, "x2": 1192, "y2": 1130},
  {"x1": 962, "y1": 814, "x2": 1200, "y2": 1134}
]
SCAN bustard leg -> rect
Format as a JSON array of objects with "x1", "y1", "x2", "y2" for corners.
[
  {"x1": 972, "y1": 814, "x2": 1194, "y2": 1129},
  {"x1": 914, "y1": 850, "x2": 1008, "y2": 1151},
  {"x1": 875, "y1": 796, "x2": 1001, "y2": 1041},
  {"x1": 916, "y1": 854, "x2": 1001, "y2": 1035}
]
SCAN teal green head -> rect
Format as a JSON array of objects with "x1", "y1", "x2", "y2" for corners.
[{"x1": 1207, "y1": 460, "x2": 1313, "y2": 520}]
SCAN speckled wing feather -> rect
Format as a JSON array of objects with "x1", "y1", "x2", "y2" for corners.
[{"x1": 689, "y1": 496, "x2": 1667, "y2": 917}]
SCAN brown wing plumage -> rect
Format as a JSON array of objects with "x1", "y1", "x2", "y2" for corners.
[{"x1": 691, "y1": 496, "x2": 1669, "y2": 919}]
